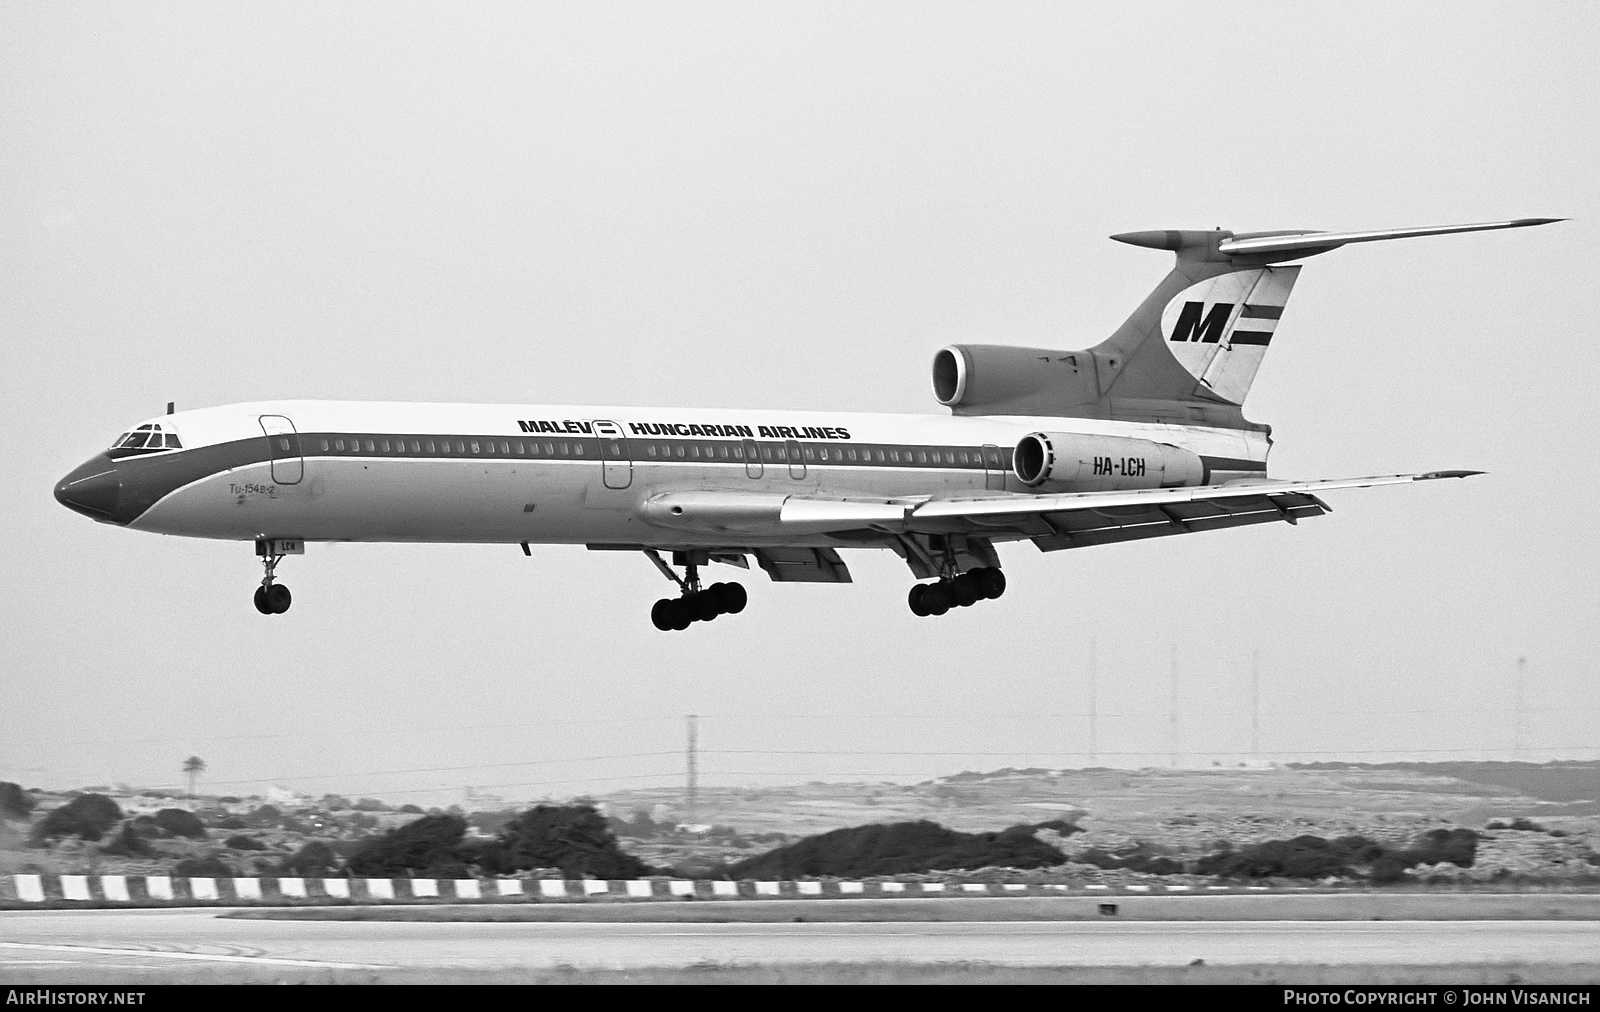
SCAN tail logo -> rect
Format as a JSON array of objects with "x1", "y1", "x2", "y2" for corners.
[
  {"x1": 1159, "y1": 266, "x2": 1302, "y2": 404},
  {"x1": 1169, "y1": 301, "x2": 1234, "y2": 344}
]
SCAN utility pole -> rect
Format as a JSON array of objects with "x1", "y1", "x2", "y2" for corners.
[
  {"x1": 1514, "y1": 657, "x2": 1527, "y2": 760},
  {"x1": 685, "y1": 713, "x2": 699, "y2": 825},
  {"x1": 1251, "y1": 648, "x2": 1262, "y2": 763},
  {"x1": 1087, "y1": 637, "x2": 1098, "y2": 766},
  {"x1": 1169, "y1": 643, "x2": 1179, "y2": 768}
]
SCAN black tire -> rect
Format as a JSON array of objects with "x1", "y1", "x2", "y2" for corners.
[
  {"x1": 952, "y1": 573, "x2": 981, "y2": 607},
  {"x1": 704, "y1": 583, "x2": 728, "y2": 612},
  {"x1": 721, "y1": 582, "x2": 748, "y2": 614},
  {"x1": 253, "y1": 586, "x2": 272, "y2": 615},
  {"x1": 669, "y1": 598, "x2": 694, "y2": 631},
  {"x1": 651, "y1": 598, "x2": 675, "y2": 631},
  {"x1": 692, "y1": 592, "x2": 720, "y2": 622},
  {"x1": 924, "y1": 582, "x2": 952, "y2": 616},
  {"x1": 908, "y1": 584, "x2": 931, "y2": 617},
  {"x1": 977, "y1": 567, "x2": 1007, "y2": 599},
  {"x1": 266, "y1": 584, "x2": 292, "y2": 614}
]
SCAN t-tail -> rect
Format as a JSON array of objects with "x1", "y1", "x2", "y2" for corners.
[{"x1": 932, "y1": 218, "x2": 1562, "y2": 430}]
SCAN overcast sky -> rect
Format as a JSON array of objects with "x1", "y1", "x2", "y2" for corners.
[{"x1": 3, "y1": 2, "x2": 1596, "y2": 807}]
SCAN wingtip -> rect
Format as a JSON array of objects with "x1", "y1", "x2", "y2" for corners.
[{"x1": 1418, "y1": 469, "x2": 1486, "y2": 480}]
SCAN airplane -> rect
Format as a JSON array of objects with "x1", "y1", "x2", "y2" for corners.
[{"x1": 54, "y1": 218, "x2": 1559, "y2": 629}]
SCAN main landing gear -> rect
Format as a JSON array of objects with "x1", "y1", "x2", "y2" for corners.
[
  {"x1": 253, "y1": 540, "x2": 294, "y2": 615},
  {"x1": 645, "y1": 550, "x2": 747, "y2": 632},
  {"x1": 907, "y1": 566, "x2": 1006, "y2": 617}
]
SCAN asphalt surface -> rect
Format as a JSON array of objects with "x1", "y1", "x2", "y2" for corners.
[{"x1": 1, "y1": 904, "x2": 1598, "y2": 983}]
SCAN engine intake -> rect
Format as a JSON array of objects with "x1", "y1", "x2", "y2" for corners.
[
  {"x1": 1013, "y1": 431, "x2": 1205, "y2": 491},
  {"x1": 932, "y1": 345, "x2": 1103, "y2": 416}
]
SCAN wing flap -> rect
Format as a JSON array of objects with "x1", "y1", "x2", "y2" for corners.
[
  {"x1": 1030, "y1": 491, "x2": 1329, "y2": 552},
  {"x1": 908, "y1": 472, "x2": 1474, "y2": 525}
]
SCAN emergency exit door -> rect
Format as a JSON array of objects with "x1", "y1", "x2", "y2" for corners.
[{"x1": 259, "y1": 415, "x2": 303, "y2": 485}]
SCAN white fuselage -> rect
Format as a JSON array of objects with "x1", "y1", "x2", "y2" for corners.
[{"x1": 91, "y1": 400, "x2": 1269, "y2": 548}]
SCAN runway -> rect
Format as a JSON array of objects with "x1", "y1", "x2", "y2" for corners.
[{"x1": 2, "y1": 906, "x2": 1598, "y2": 984}]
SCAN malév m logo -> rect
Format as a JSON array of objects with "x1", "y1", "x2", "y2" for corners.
[{"x1": 1169, "y1": 301, "x2": 1234, "y2": 344}]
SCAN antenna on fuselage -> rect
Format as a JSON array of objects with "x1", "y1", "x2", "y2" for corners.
[{"x1": 166, "y1": 402, "x2": 175, "y2": 415}]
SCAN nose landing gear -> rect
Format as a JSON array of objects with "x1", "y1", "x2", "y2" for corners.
[
  {"x1": 253, "y1": 539, "x2": 299, "y2": 615},
  {"x1": 644, "y1": 550, "x2": 747, "y2": 632}
]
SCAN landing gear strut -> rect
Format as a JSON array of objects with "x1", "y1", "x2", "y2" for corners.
[
  {"x1": 253, "y1": 540, "x2": 294, "y2": 615},
  {"x1": 645, "y1": 550, "x2": 747, "y2": 632},
  {"x1": 906, "y1": 538, "x2": 1006, "y2": 618}
]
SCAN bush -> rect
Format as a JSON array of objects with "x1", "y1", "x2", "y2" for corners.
[
  {"x1": 214, "y1": 816, "x2": 246, "y2": 830},
  {"x1": 725, "y1": 820, "x2": 1068, "y2": 880},
  {"x1": 0, "y1": 782, "x2": 34, "y2": 820},
  {"x1": 345, "y1": 814, "x2": 469, "y2": 877},
  {"x1": 152, "y1": 809, "x2": 208, "y2": 840},
  {"x1": 30, "y1": 795, "x2": 122, "y2": 844},
  {"x1": 129, "y1": 815, "x2": 163, "y2": 837},
  {"x1": 173, "y1": 855, "x2": 233, "y2": 877},
  {"x1": 354, "y1": 798, "x2": 390, "y2": 812},
  {"x1": 226, "y1": 835, "x2": 266, "y2": 851},
  {"x1": 1406, "y1": 828, "x2": 1478, "y2": 868},
  {"x1": 246, "y1": 805, "x2": 283, "y2": 828},
  {"x1": 398, "y1": 805, "x2": 423, "y2": 814},
  {"x1": 483, "y1": 805, "x2": 655, "y2": 879},
  {"x1": 279, "y1": 840, "x2": 341, "y2": 876},
  {"x1": 100, "y1": 823, "x2": 153, "y2": 857},
  {"x1": 1196, "y1": 835, "x2": 1385, "y2": 879},
  {"x1": 1195, "y1": 829, "x2": 1478, "y2": 881}
]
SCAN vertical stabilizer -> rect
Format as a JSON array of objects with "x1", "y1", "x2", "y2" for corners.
[{"x1": 934, "y1": 218, "x2": 1560, "y2": 428}]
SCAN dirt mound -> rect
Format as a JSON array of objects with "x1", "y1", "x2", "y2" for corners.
[{"x1": 724, "y1": 819, "x2": 1075, "y2": 879}]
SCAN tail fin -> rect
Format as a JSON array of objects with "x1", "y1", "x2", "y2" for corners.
[{"x1": 1089, "y1": 218, "x2": 1561, "y2": 428}]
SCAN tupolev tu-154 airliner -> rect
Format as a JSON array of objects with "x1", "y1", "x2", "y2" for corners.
[{"x1": 55, "y1": 219, "x2": 1557, "y2": 629}]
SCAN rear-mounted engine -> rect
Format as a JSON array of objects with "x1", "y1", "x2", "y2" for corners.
[{"x1": 1013, "y1": 431, "x2": 1205, "y2": 491}]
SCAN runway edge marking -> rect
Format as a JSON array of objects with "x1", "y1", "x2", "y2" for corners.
[{"x1": 4, "y1": 874, "x2": 1585, "y2": 909}]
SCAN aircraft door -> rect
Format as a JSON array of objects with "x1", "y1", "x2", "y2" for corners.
[
  {"x1": 785, "y1": 439, "x2": 806, "y2": 480},
  {"x1": 983, "y1": 443, "x2": 1006, "y2": 491},
  {"x1": 593, "y1": 419, "x2": 632, "y2": 489},
  {"x1": 258, "y1": 415, "x2": 303, "y2": 485},
  {"x1": 742, "y1": 438, "x2": 762, "y2": 478}
]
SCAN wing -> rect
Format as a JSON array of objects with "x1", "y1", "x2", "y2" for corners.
[
  {"x1": 897, "y1": 470, "x2": 1479, "y2": 551},
  {"x1": 641, "y1": 470, "x2": 1481, "y2": 554}
]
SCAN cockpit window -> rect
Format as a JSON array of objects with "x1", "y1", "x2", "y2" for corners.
[{"x1": 108, "y1": 422, "x2": 181, "y2": 457}]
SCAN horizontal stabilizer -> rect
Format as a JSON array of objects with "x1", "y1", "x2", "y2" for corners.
[{"x1": 1216, "y1": 218, "x2": 1562, "y2": 258}]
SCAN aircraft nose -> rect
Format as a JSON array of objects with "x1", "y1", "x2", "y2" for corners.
[{"x1": 55, "y1": 455, "x2": 121, "y2": 519}]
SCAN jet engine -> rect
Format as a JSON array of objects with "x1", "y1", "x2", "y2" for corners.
[
  {"x1": 932, "y1": 345, "x2": 1103, "y2": 417},
  {"x1": 1012, "y1": 431, "x2": 1205, "y2": 491}
]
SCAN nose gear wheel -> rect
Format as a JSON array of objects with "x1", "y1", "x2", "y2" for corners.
[{"x1": 253, "y1": 546, "x2": 293, "y2": 615}]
